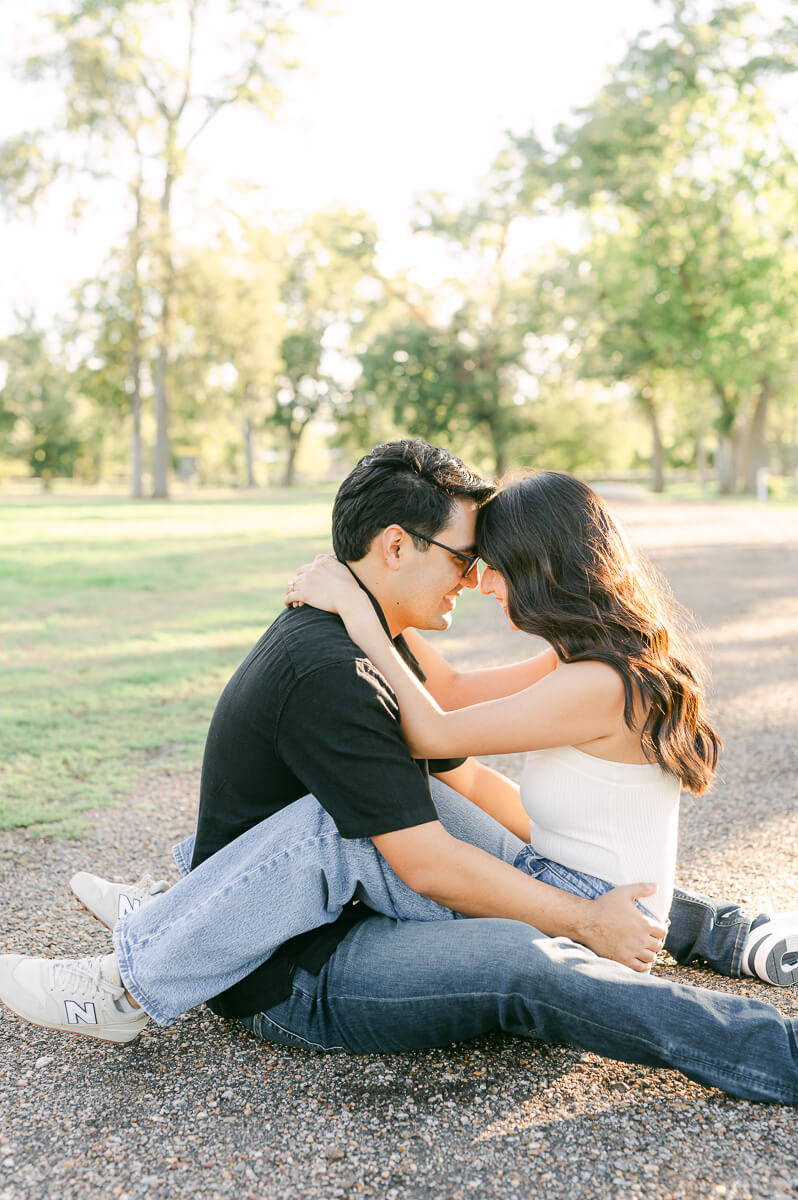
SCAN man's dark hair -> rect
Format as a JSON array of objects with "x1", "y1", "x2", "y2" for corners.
[{"x1": 332, "y1": 439, "x2": 495, "y2": 562}]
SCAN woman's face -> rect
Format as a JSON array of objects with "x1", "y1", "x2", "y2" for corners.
[{"x1": 480, "y1": 564, "x2": 518, "y2": 629}]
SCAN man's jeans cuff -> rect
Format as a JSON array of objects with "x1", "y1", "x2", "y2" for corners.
[{"x1": 172, "y1": 837, "x2": 194, "y2": 877}]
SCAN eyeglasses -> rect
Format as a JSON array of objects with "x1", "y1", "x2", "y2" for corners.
[{"x1": 402, "y1": 527, "x2": 481, "y2": 579}]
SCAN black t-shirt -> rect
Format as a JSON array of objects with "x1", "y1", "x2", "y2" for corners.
[{"x1": 192, "y1": 588, "x2": 463, "y2": 1018}]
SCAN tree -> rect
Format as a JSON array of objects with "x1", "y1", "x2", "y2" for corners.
[
  {"x1": 272, "y1": 330, "x2": 326, "y2": 486},
  {"x1": 70, "y1": 195, "x2": 156, "y2": 494},
  {"x1": 543, "y1": 233, "x2": 687, "y2": 491},
  {"x1": 355, "y1": 323, "x2": 471, "y2": 448},
  {"x1": 172, "y1": 229, "x2": 284, "y2": 486},
  {"x1": 270, "y1": 210, "x2": 380, "y2": 484},
  {"x1": 347, "y1": 143, "x2": 554, "y2": 475},
  {"x1": 1, "y1": 0, "x2": 321, "y2": 496},
  {"x1": 551, "y1": 0, "x2": 798, "y2": 492},
  {"x1": 0, "y1": 319, "x2": 85, "y2": 487},
  {"x1": 405, "y1": 144, "x2": 551, "y2": 475}
]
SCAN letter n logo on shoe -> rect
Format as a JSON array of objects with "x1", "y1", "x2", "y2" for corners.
[
  {"x1": 117, "y1": 894, "x2": 142, "y2": 919},
  {"x1": 64, "y1": 999, "x2": 98, "y2": 1025}
]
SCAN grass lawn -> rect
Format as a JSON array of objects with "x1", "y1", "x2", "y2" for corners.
[{"x1": 0, "y1": 488, "x2": 344, "y2": 835}]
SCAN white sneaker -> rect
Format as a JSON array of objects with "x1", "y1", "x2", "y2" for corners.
[
  {"x1": 743, "y1": 911, "x2": 798, "y2": 986},
  {"x1": 70, "y1": 872, "x2": 169, "y2": 930},
  {"x1": 0, "y1": 953, "x2": 149, "y2": 1043}
]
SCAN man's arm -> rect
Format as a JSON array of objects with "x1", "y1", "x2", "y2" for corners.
[
  {"x1": 372, "y1": 821, "x2": 665, "y2": 971},
  {"x1": 432, "y1": 758, "x2": 531, "y2": 843},
  {"x1": 403, "y1": 627, "x2": 558, "y2": 709},
  {"x1": 279, "y1": 661, "x2": 665, "y2": 972}
]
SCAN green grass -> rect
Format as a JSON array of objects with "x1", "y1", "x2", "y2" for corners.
[{"x1": 0, "y1": 488, "x2": 347, "y2": 836}]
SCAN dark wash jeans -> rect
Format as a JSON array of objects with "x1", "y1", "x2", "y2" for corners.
[
  {"x1": 245, "y1": 783, "x2": 795, "y2": 1105},
  {"x1": 126, "y1": 780, "x2": 794, "y2": 1104},
  {"x1": 248, "y1": 910, "x2": 798, "y2": 1105}
]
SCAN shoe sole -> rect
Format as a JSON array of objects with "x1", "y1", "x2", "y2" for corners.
[
  {"x1": 0, "y1": 996, "x2": 145, "y2": 1045},
  {"x1": 747, "y1": 931, "x2": 798, "y2": 986},
  {"x1": 69, "y1": 886, "x2": 113, "y2": 931},
  {"x1": 763, "y1": 938, "x2": 798, "y2": 987}
]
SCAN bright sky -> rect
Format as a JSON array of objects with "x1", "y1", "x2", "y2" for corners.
[{"x1": 0, "y1": 0, "x2": 664, "y2": 334}]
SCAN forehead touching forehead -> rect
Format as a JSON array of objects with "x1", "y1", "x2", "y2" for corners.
[{"x1": 438, "y1": 497, "x2": 478, "y2": 548}]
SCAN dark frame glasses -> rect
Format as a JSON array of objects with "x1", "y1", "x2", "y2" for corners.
[{"x1": 402, "y1": 527, "x2": 480, "y2": 579}]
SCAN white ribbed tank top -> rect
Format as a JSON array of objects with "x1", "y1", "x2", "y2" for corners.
[{"x1": 520, "y1": 745, "x2": 681, "y2": 922}]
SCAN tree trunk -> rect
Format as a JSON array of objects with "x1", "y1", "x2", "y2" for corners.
[
  {"x1": 696, "y1": 430, "x2": 708, "y2": 489},
  {"x1": 493, "y1": 447, "x2": 509, "y2": 478},
  {"x1": 152, "y1": 333, "x2": 170, "y2": 497},
  {"x1": 242, "y1": 416, "x2": 256, "y2": 488},
  {"x1": 716, "y1": 434, "x2": 737, "y2": 495},
  {"x1": 640, "y1": 391, "x2": 664, "y2": 492},
  {"x1": 713, "y1": 383, "x2": 738, "y2": 495},
  {"x1": 131, "y1": 386, "x2": 143, "y2": 498},
  {"x1": 281, "y1": 417, "x2": 312, "y2": 486},
  {"x1": 129, "y1": 167, "x2": 144, "y2": 499},
  {"x1": 152, "y1": 150, "x2": 175, "y2": 499},
  {"x1": 282, "y1": 440, "x2": 299, "y2": 487},
  {"x1": 486, "y1": 417, "x2": 509, "y2": 479},
  {"x1": 740, "y1": 382, "x2": 770, "y2": 495}
]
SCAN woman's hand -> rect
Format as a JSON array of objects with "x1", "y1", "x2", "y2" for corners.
[{"x1": 285, "y1": 555, "x2": 365, "y2": 617}]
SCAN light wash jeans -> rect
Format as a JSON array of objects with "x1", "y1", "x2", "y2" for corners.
[
  {"x1": 113, "y1": 781, "x2": 798, "y2": 1105},
  {"x1": 515, "y1": 844, "x2": 661, "y2": 917}
]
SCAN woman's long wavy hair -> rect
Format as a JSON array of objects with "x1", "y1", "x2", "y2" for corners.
[{"x1": 477, "y1": 472, "x2": 720, "y2": 794}]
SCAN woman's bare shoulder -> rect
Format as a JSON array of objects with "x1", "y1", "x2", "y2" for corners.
[{"x1": 553, "y1": 659, "x2": 627, "y2": 704}]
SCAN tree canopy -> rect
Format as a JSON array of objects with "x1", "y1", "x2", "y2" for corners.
[{"x1": 2, "y1": 0, "x2": 797, "y2": 494}]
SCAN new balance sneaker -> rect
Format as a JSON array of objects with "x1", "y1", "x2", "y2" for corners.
[
  {"x1": 742, "y1": 911, "x2": 798, "y2": 986},
  {"x1": 70, "y1": 872, "x2": 169, "y2": 930},
  {"x1": 0, "y1": 952, "x2": 149, "y2": 1043}
]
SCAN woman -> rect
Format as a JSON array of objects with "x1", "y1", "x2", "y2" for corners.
[{"x1": 288, "y1": 470, "x2": 720, "y2": 925}]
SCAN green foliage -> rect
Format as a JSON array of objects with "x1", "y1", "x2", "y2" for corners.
[
  {"x1": 3, "y1": 0, "x2": 798, "y2": 495},
  {"x1": 552, "y1": 0, "x2": 798, "y2": 492},
  {"x1": 270, "y1": 210, "x2": 381, "y2": 483},
  {"x1": 348, "y1": 143, "x2": 552, "y2": 476},
  {"x1": 0, "y1": 320, "x2": 85, "y2": 486},
  {"x1": 2, "y1": 0, "x2": 323, "y2": 497},
  {"x1": 520, "y1": 386, "x2": 647, "y2": 477},
  {"x1": 356, "y1": 324, "x2": 463, "y2": 445},
  {"x1": 170, "y1": 229, "x2": 284, "y2": 484}
]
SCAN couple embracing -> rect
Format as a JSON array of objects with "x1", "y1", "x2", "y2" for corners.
[{"x1": 2, "y1": 439, "x2": 798, "y2": 1105}]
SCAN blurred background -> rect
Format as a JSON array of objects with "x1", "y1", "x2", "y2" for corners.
[{"x1": 1, "y1": 0, "x2": 797, "y2": 499}]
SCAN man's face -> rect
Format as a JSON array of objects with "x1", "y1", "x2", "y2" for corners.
[{"x1": 396, "y1": 499, "x2": 481, "y2": 632}]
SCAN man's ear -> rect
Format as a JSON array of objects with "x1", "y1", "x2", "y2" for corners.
[{"x1": 379, "y1": 524, "x2": 407, "y2": 572}]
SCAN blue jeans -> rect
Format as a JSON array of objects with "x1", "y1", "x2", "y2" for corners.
[
  {"x1": 514, "y1": 844, "x2": 659, "y2": 918},
  {"x1": 113, "y1": 782, "x2": 798, "y2": 1105}
]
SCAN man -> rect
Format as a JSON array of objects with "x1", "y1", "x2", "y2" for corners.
[{"x1": 2, "y1": 440, "x2": 797, "y2": 1104}]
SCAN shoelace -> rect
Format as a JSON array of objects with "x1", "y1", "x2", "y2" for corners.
[
  {"x1": 49, "y1": 956, "x2": 124, "y2": 1001},
  {"x1": 129, "y1": 874, "x2": 168, "y2": 900}
]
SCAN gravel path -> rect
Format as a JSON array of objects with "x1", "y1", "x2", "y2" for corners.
[{"x1": 1, "y1": 499, "x2": 797, "y2": 1200}]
